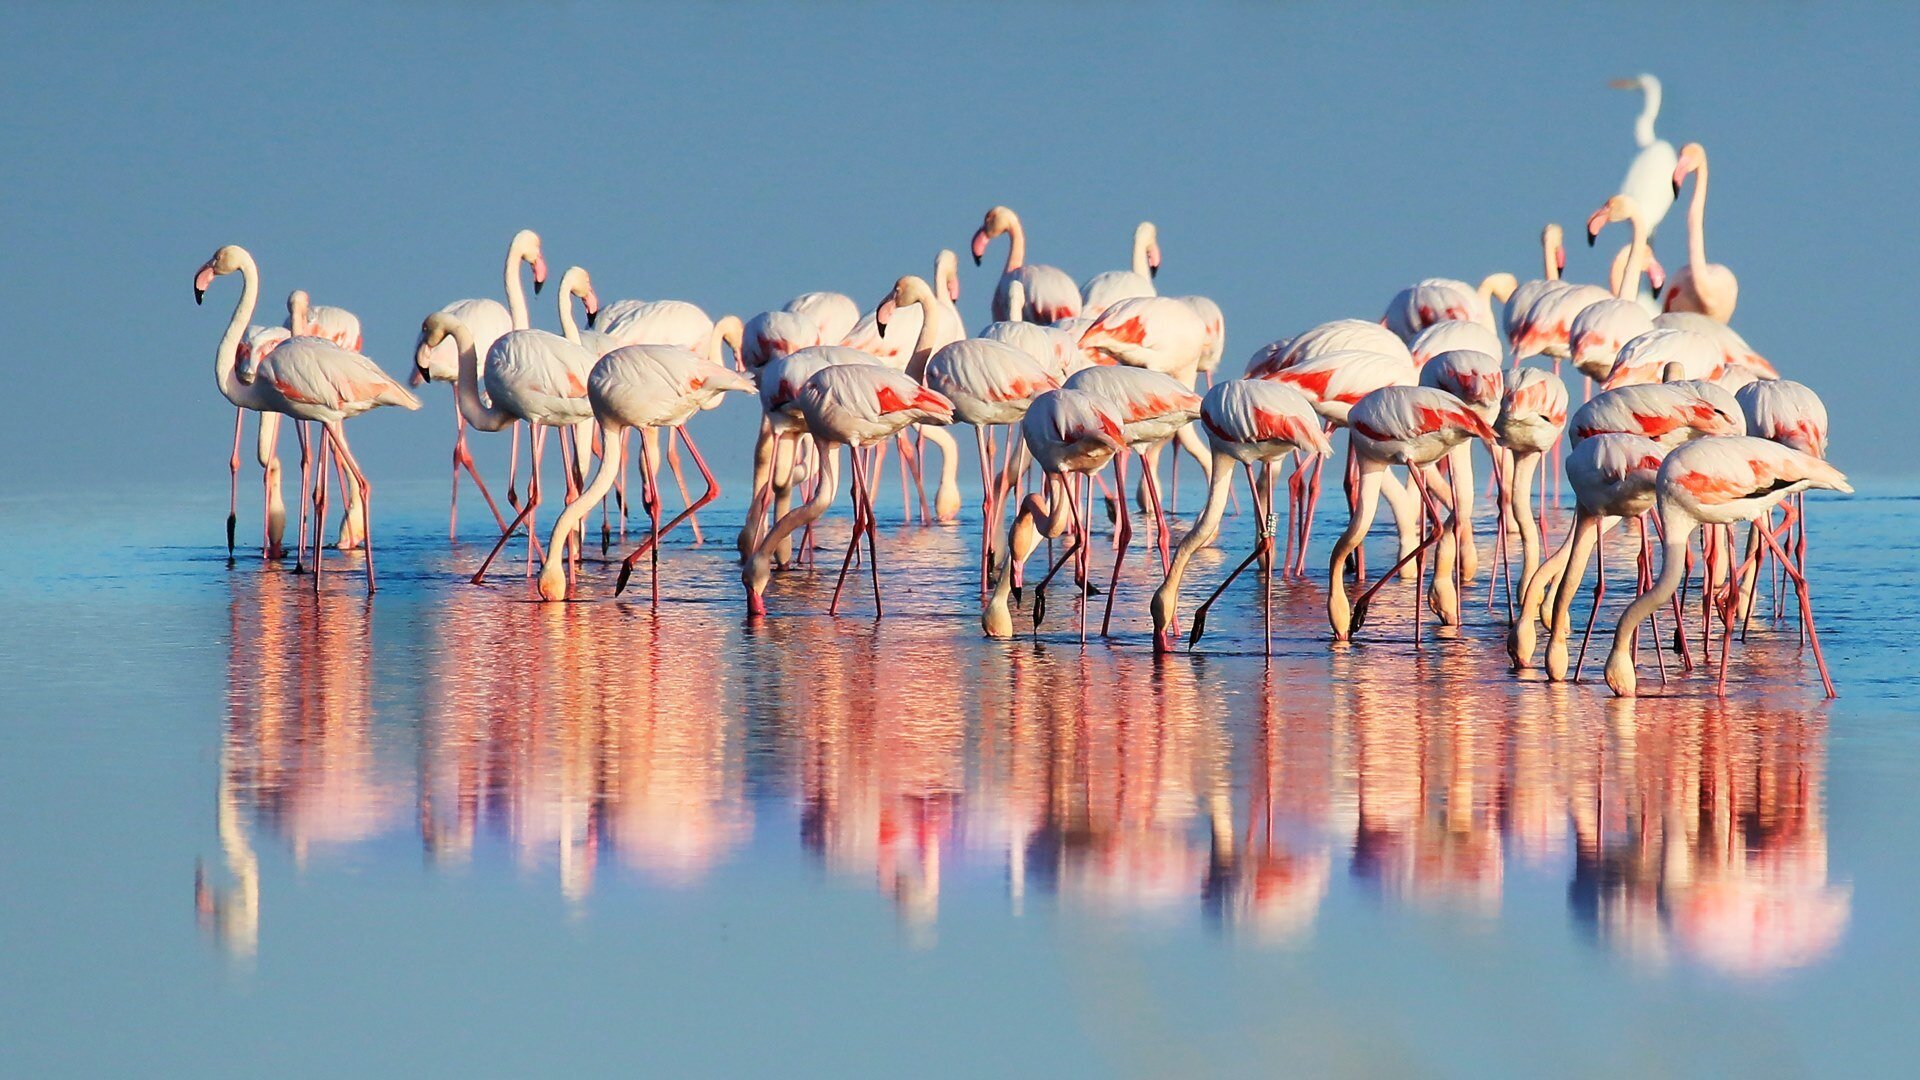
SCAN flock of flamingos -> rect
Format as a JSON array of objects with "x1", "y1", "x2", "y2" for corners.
[{"x1": 195, "y1": 75, "x2": 1847, "y2": 700}]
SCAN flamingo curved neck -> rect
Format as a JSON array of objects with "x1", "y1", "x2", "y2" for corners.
[
  {"x1": 1617, "y1": 207, "x2": 1651, "y2": 299},
  {"x1": 505, "y1": 243, "x2": 532, "y2": 329},
  {"x1": 216, "y1": 252, "x2": 261, "y2": 400},
  {"x1": 450, "y1": 319, "x2": 513, "y2": 432},
  {"x1": 558, "y1": 287, "x2": 583, "y2": 344},
  {"x1": 1001, "y1": 214, "x2": 1027, "y2": 272},
  {"x1": 1685, "y1": 157, "x2": 1710, "y2": 274},
  {"x1": 1635, "y1": 80, "x2": 1661, "y2": 149},
  {"x1": 902, "y1": 281, "x2": 943, "y2": 379},
  {"x1": 1606, "y1": 507, "x2": 1694, "y2": 666}
]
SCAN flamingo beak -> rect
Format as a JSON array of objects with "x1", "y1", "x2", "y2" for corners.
[
  {"x1": 971, "y1": 229, "x2": 988, "y2": 266},
  {"x1": 586, "y1": 308, "x2": 598, "y2": 329},
  {"x1": 193, "y1": 264, "x2": 215, "y2": 305},
  {"x1": 876, "y1": 298, "x2": 895, "y2": 338},
  {"x1": 532, "y1": 254, "x2": 548, "y2": 294},
  {"x1": 194, "y1": 287, "x2": 205, "y2": 305}
]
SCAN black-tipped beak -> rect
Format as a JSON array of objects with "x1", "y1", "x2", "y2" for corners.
[
  {"x1": 972, "y1": 252, "x2": 982, "y2": 267},
  {"x1": 1149, "y1": 264, "x2": 1159, "y2": 280},
  {"x1": 1587, "y1": 229, "x2": 1597, "y2": 248},
  {"x1": 1672, "y1": 179, "x2": 1682, "y2": 197},
  {"x1": 195, "y1": 287, "x2": 206, "y2": 305},
  {"x1": 876, "y1": 317, "x2": 889, "y2": 339},
  {"x1": 586, "y1": 309, "x2": 597, "y2": 329}
]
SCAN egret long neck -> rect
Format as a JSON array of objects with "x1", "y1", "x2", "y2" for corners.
[
  {"x1": 216, "y1": 253, "x2": 261, "y2": 398},
  {"x1": 1635, "y1": 81, "x2": 1661, "y2": 149}
]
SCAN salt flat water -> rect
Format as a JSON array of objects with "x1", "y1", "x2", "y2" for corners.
[{"x1": 2, "y1": 480, "x2": 1916, "y2": 1076}]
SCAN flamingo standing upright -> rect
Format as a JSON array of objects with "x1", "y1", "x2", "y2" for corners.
[
  {"x1": 533, "y1": 343, "x2": 754, "y2": 603},
  {"x1": 971, "y1": 205, "x2": 1082, "y2": 323},
  {"x1": 921, "y1": 338, "x2": 1060, "y2": 594},
  {"x1": 981, "y1": 388, "x2": 1127, "y2": 642},
  {"x1": 854, "y1": 267, "x2": 968, "y2": 523},
  {"x1": 1663, "y1": 143, "x2": 1739, "y2": 322},
  {"x1": 1079, "y1": 221, "x2": 1160, "y2": 318},
  {"x1": 412, "y1": 228, "x2": 545, "y2": 536},
  {"x1": 196, "y1": 245, "x2": 420, "y2": 592},
  {"x1": 1569, "y1": 194, "x2": 1664, "y2": 392},
  {"x1": 1325, "y1": 385, "x2": 1495, "y2": 643},
  {"x1": 1602, "y1": 437, "x2": 1850, "y2": 697},
  {"x1": 423, "y1": 309, "x2": 596, "y2": 585},
  {"x1": 742, "y1": 366, "x2": 955, "y2": 618},
  {"x1": 1152, "y1": 379, "x2": 1331, "y2": 655},
  {"x1": 1611, "y1": 74, "x2": 1680, "y2": 240},
  {"x1": 1733, "y1": 379, "x2": 1830, "y2": 626},
  {"x1": 224, "y1": 325, "x2": 290, "y2": 560},
  {"x1": 279, "y1": 290, "x2": 371, "y2": 551}
]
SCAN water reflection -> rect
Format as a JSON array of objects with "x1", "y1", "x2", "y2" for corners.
[{"x1": 200, "y1": 565, "x2": 1849, "y2": 977}]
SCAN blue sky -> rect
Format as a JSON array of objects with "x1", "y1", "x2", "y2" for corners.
[{"x1": 5, "y1": 2, "x2": 1915, "y2": 497}]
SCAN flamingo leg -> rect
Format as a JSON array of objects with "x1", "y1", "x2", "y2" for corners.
[
  {"x1": 1573, "y1": 524, "x2": 1607, "y2": 681},
  {"x1": 322, "y1": 421, "x2": 376, "y2": 592},
  {"x1": 293, "y1": 420, "x2": 312, "y2": 573},
  {"x1": 616, "y1": 426, "x2": 725, "y2": 599},
  {"x1": 227, "y1": 408, "x2": 244, "y2": 558},
  {"x1": 829, "y1": 451, "x2": 870, "y2": 616},
  {"x1": 1141, "y1": 450, "x2": 1172, "y2": 574},
  {"x1": 507, "y1": 421, "x2": 522, "y2": 510},
  {"x1": 312, "y1": 433, "x2": 331, "y2": 590},
  {"x1": 1100, "y1": 456, "x2": 1134, "y2": 637},
  {"x1": 470, "y1": 424, "x2": 547, "y2": 586},
  {"x1": 664, "y1": 429, "x2": 702, "y2": 543}
]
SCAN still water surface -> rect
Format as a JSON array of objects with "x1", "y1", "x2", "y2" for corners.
[{"x1": 2, "y1": 481, "x2": 1916, "y2": 1075}]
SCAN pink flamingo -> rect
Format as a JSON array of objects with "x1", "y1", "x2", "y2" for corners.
[
  {"x1": 1326, "y1": 385, "x2": 1495, "y2": 643},
  {"x1": 422, "y1": 311, "x2": 596, "y2": 585},
  {"x1": 278, "y1": 290, "x2": 370, "y2": 552},
  {"x1": 742, "y1": 366, "x2": 955, "y2": 618},
  {"x1": 1410, "y1": 319, "x2": 1502, "y2": 369},
  {"x1": 1079, "y1": 221, "x2": 1160, "y2": 318},
  {"x1": 412, "y1": 228, "x2": 545, "y2": 536},
  {"x1": 1656, "y1": 311, "x2": 1777, "y2": 382},
  {"x1": 535, "y1": 344, "x2": 754, "y2": 603},
  {"x1": 1538, "y1": 433, "x2": 1670, "y2": 681},
  {"x1": 1492, "y1": 367, "x2": 1569, "y2": 607},
  {"x1": 861, "y1": 270, "x2": 968, "y2": 524},
  {"x1": 1663, "y1": 143, "x2": 1739, "y2": 322},
  {"x1": 971, "y1": 205, "x2": 1082, "y2": 323},
  {"x1": 1418, "y1": 348, "x2": 1504, "y2": 583},
  {"x1": 921, "y1": 337, "x2": 1060, "y2": 594},
  {"x1": 1733, "y1": 379, "x2": 1829, "y2": 627},
  {"x1": 1383, "y1": 276, "x2": 1507, "y2": 343},
  {"x1": 1176, "y1": 295, "x2": 1226, "y2": 386},
  {"x1": 1060, "y1": 364, "x2": 1203, "y2": 628},
  {"x1": 196, "y1": 245, "x2": 419, "y2": 592},
  {"x1": 1603, "y1": 436, "x2": 1850, "y2": 697},
  {"x1": 1502, "y1": 225, "x2": 1568, "y2": 347},
  {"x1": 1077, "y1": 294, "x2": 1214, "y2": 509},
  {"x1": 223, "y1": 324, "x2": 291, "y2": 559},
  {"x1": 783, "y1": 291, "x2": 861, "y2": 346},
  {"x1": 980, "y1": 388, "x2": 1127, "y2": 642},
  {"x1": 1152, "y1": 378, "x2": 1331, "y2": 655},
  {"x1": 1569, "y1": 195, "x2": 1664, "y2": 391},
  {"x1": 1601, "y1": 328, "x2": 1725, "y2": 388}
]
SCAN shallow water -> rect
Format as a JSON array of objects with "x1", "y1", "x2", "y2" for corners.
[{"x1": 3, "y1": 477, "x2": 1917, "y2": 1076}]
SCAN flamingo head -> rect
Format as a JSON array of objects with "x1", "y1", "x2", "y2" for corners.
[
  {"x1": 1646, "y1": 251, "x2": 1667, "y2": 293},
  {"x1": 194, "y1": 245, "x2": 245, "y2": 303},
  {"x1": 1673, "y1": 143, "x2": 1706, "y2": 195},
  {"x1": 973, "y1": 205, "x2": 1015, "y2": 264}
]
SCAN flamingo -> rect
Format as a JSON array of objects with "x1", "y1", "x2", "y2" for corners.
[
  {"x1": 1492, "y1": 366, "x2": 1569, "y2": 608},
  {"x1": 1079, "y1": 221, "x2": 1160, "y2": 318},
  {"x1": 1655, "y1": 311, "x2": 1778, "y2": 382},
  {"x1": 855, "y1": 267, "x2": 968, "y2": 523},
  {"x1": 1664, "y1": 143, "x2": 1739, "y2": 322},
  {"x1": 424, "y1": 309, "x2": 596, "y2": 585},
  {"x1": 1733, "y1": 379, "x2": 1830, "y2": 626},
  {"x1": 1568, "y1": 381, "x2": 1744, "y2": 447},
  {"x1": 1602, "y1": 327, "x2": 1724, "y2": 388},
  {"x1": 553, "y1": 266, "x2": 614, "y2": 355},
  {"x1": 1059, "y1": 364, "x2": 1203, "y2": 629},
  {"x1": 738, "y1": 345, "x2": 878, "y2": 564},
  {"x1": 742, "y1": 309, "x2": 820, "y2": 374},
  {"x1": 1602, "y1": 436, "x2": 1850, "y2": 697},
  {"x1": 981, "y1": 388, "x2": 1127, "y2": 642},
  {"x1": 783, "y1": 290, "x2": 861, "y2": 346},
  {"x1": 1077, "y1": 294, "x2": 1215, "y2": 506},
  {"x1": 1248, "y1": 318, "x2": 1413, "y2": 377},
  {"x1": 223, "y1": 325, "x2": 291, "y2": 559},
  {"x1": 278, "y1": 290, "x2": 371, "y2": 551},
  {"x1": 1176, "y1": 295, "x2": 1226, "y2": 386},
  {"x1": 1255, "y1": 347, "x2": 1420, "y2": 579},
  {"x1": 1503, "y1": 225, "x2": 1568, "y2": 346},
  {"x1": 1537, "y1": 434, "x2": 1670, "y2": 681},
  {"x1": 979, "y1": 310, "x2": 1077, "y2": 379},
  {"x1": 1418, "y1": 348, "x2": 1504, "y2": 583},
  {"x1": 1152, "y1": 378, "x2": 1331, "y2": 654},
  {"x1": 195, "y1": 245, "x2": 420, "y2": 592},
  {"x1": 1611, "y1": 74, "x2": 1680, "y2": 239},
  {"x1": 971, "y1": 205, "x2": 1082, "y2": 323},
  {"x1": 412, "y1": 228, "x2": 545, "y2": 537},
  {"x1": 1410, "y1": 319, "x2": 1502, "y2": 369},
  {"x1": 742, "y1": 366, "x2": 955, "y2": 618},
  {"x1": 535, "y1": 344, "x2": 754, "y2": 603},
  {"x1": 921, "y1": 337, "x2": 1060, "y2": 594},
  {"x1": 1569, "y1": 194, "x2": 1664, "y2": 389},
  {"x1": 1383, "y1": 276, "x2": 1505, "y2": 343},
  {"x1": 1326, "y1": 385, "x2": 1494, "y2": 643}
]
